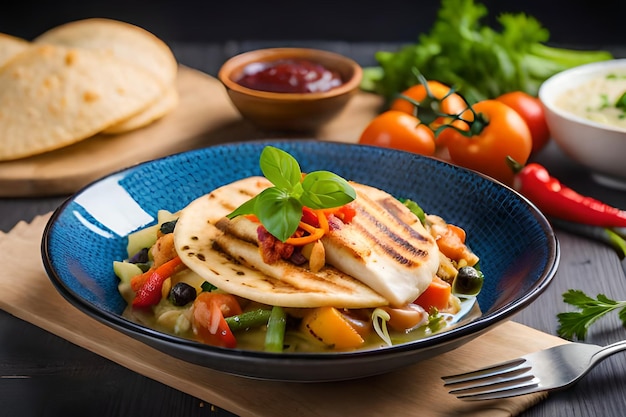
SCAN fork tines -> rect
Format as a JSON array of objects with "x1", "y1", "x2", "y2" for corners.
[{"x1": 442, "y1": 358, "x2": 540, "y2": 400}]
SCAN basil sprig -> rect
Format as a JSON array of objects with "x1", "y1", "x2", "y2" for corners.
[{"x1": 228, "y1": 146, "x2": 356, "y2": 242}]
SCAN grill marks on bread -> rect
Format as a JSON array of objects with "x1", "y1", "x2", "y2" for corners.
[
  {"x1": 351, "y1": 191, "x2": 431, "y2": 268},
  {"x1": 321, "y1": 183, "x2": 439, "y2": 307}
]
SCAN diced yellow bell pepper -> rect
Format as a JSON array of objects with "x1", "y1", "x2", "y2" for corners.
[{"x1": 301, "y1": 306, "x2": 364, "y2": 350}]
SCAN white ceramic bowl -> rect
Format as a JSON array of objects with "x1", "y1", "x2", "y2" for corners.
[{"x1": 539, "y1": 59, "x2": 626, "y2": 189}]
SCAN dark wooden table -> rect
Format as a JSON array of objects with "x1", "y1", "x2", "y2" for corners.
[{"x1": 2, "y1": 42, "x2": 626, "y2": 417}]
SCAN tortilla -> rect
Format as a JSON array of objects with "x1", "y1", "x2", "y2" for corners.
[
  {"x1": 34, "y1": 18, "x2": 178, "y2": 86},
  {"x1": 102, "y1": 85, "x2": 179, "y2": 134},
  {"x1": 35, "y1": 18, "x2": 179, "y2": 134},
  {"x1": 0, "y1": 44, "x2": 164, "y2": 161},
  {"x1": 174, "y1": 182, "x2": 389, "y2": 308},
  {"x1": 0, "y1": 33, "x2": 30, "y2": 68}
]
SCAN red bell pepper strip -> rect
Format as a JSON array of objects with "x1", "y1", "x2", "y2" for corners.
[
  {"x1": 132, "y1": 256, "x2": 184, "y2": 307},
  {"x1": 514, "y1": 163, "x2": 626, "y2": 228}
]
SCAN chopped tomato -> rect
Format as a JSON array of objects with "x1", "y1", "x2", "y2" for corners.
[
  {"x1": 192, "y1": 292, "x2": 242, "y2": 348},
  {"x1": 334, "y1": 203, "x2": 356, "y2": 223},
  {"x1": 301, "y1": 206, "x2": 320, "y2": 227}
]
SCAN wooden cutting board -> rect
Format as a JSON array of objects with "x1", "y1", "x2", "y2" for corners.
[
  {"x1": 0, "y1": 65, "x2": 384, "y2": 197},
  {"x1": 0, "y1": 213, "x2": 569, "y2": 417}
]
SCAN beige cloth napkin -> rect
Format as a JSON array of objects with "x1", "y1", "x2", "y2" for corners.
[{"x1": 0, "y1": 213, "x2": 568, "y2": 417}]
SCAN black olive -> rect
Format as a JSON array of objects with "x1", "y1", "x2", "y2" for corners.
[
  {"x1": 452, "y1": 266, "x2": 484, "y2": 296},
  {"x1": 169, "y1": 282, "x2": 197, "y2": 306},
  {"x1": 160, "y1": 219, "x2": 177, "y2": 235}
]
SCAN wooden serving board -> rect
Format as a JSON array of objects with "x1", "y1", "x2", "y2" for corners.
[
  {"x1": 0, "y1": 213, "x2": 569, "y2": 417},
  {"x1": 0, "y1": 65, "x2": 384, "y2": 197}
]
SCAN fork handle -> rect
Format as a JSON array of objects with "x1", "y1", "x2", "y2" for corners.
[{"x1": 592, "y1": 340, "x2": 626, "y2": 364}]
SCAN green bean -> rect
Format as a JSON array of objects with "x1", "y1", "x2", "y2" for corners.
[
  {"x1": 264, "y1": 306, "x2": 287, "y2": 353},
  {"x1": 225, "y1": 308, "x2": 272, "y2": 332}
]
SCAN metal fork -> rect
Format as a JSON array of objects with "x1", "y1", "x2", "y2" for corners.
[{"x1": 442, "y1": 340, "x2": 626, "y2": 401}]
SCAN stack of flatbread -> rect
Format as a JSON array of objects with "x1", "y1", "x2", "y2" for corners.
[{"x1": 0, "y1": 18, "x2": 178, "y2": 161}]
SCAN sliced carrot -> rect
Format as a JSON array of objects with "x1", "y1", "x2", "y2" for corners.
[
  {"x1": 301, "y1": 306, "x2": 365, "y2": 350},
  {"x1": 315, "y1": 209, "x2": 330, "y2": 234},
  {"x1": 414, "y1": 276, "x2": 452, "y2": 311},
  {"x1": 285, "y1": 221, "x2": 324, "y2": 245},
  {"x1": 435, "y1": 223, "x2": 479, "y2": 266}
]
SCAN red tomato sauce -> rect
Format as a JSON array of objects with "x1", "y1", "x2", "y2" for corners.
[{"x1": 236, "y1": 59, "x2": 343, "y2": 93}]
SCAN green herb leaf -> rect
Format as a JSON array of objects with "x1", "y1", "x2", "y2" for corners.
[
  {"x1": 300, "y1": 171, "x2": 356, "y2": 209},
  {"x1": 556, "y1": 289, "x2": 626, "y2": 341},
  {"x1": 228, "y1": 146, "x2": 356, "y2": 242},
  {"x1": 259, "y1": 146, "x2": 302, "y2": 190},
  {"x1": 227, "y1": 195, "x2": 258, "y2": 219},
  {"x1": 361, "y1": 0, "x2": 613, "y2": 102},
  {"x1": 255, "y1": 187, "x2": 303, "y2": 242}
]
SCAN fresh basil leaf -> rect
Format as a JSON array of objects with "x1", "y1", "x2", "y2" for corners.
[
  {"x1": 259, "y1": 146, "x2": 302, "y2": 190},
  {"x1": 228, "y1": 146, "x2": 357, "y2": 242},
  {"x1": 300, "y1": 171, "x2": 357, "y2": 209},
  {"x1": 227, "y1": 195, "x2": 258, "y2": 219},
  {"x1": 255, "y1": 188, "x2": 302, "y2": 241}
]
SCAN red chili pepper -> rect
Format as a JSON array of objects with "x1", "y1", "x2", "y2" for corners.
[
  {"x1": 132, "y1": 256, "x2": 184, "y2": 307},
  {"x1": 514, "y1": 163, "x2": 626, "y2": 228}
]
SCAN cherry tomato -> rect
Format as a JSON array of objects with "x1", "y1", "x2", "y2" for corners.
[
  {"x1": 390, "y1": 81, "x2": 468, "y2": 129},
  {"x1": 495, "y1": 91, "x2": 550, "y2": 154},
  {"x1": 438, "y1": 100, "x2": 532, "y2": 185},
  {"x1": 359, "y1": 110, "x2": 436, "y2": 156}
]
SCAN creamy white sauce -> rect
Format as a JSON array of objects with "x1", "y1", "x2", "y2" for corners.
[{"x1": 556, "y1": 71, "x2": 626, "y2": 130}]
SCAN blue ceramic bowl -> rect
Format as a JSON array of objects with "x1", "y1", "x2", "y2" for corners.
[{"x1": 42, "y1": 140, "x2": 559, "y2": 382}]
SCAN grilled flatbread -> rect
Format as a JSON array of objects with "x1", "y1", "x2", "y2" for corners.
[{"x1": 174, "y1": 176, "x2": 440, "y2": 308}]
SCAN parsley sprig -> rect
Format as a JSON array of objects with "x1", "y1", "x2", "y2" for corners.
[
  {"x1": 556, "y1": 289, "x2": 626, "y2": 341},
  {"x1": 228, "y1": 146, "x2": 356, "y2": 242}
]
